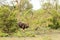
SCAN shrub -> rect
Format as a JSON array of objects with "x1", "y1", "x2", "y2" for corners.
[{"x1": 0, "y1": 6, "x2": 18, "y2": 35}]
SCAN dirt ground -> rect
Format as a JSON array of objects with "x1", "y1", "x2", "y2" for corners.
[{"x1": 0, "y1": 33, "x2": 60, "y2": 40}]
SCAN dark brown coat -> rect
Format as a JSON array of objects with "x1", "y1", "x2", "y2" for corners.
[{"x1": 18, "y1": 22, "x2": 29, "y2": 30}]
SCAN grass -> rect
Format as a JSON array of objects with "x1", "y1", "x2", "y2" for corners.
[
  {"x1": 0, "y1": 33, "x2": 60, "y2": 40},
  {"x1": 0, "y1": 36, "x2": 52, "y2": 40}
]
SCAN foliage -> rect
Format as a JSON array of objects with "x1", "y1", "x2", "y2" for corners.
[
  {"x1": 0, "y1": 6, "x2": 18, "y2": 35},
  {"x1": 0, "y1": 0, "x2": 60, "y2": 37},
  {"x1": 48, "y1": 9, "x2": 60, "y2": 29}
]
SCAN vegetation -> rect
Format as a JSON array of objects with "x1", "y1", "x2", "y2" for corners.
[{"x1": 0, "y1": 0, "x2": 60, "y2": 37}]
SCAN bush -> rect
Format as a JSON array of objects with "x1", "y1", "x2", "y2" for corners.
[
  {"x1": 48, "y1": 16, "x2": 60, "y2": 29},
  {"x1": 0, "y1": 6, "x2": 18, "y2": 35}
]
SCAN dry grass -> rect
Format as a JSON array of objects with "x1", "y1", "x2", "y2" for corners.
[{"x1": 0, "y1": 33, "x2": 60, "y2": 40}]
